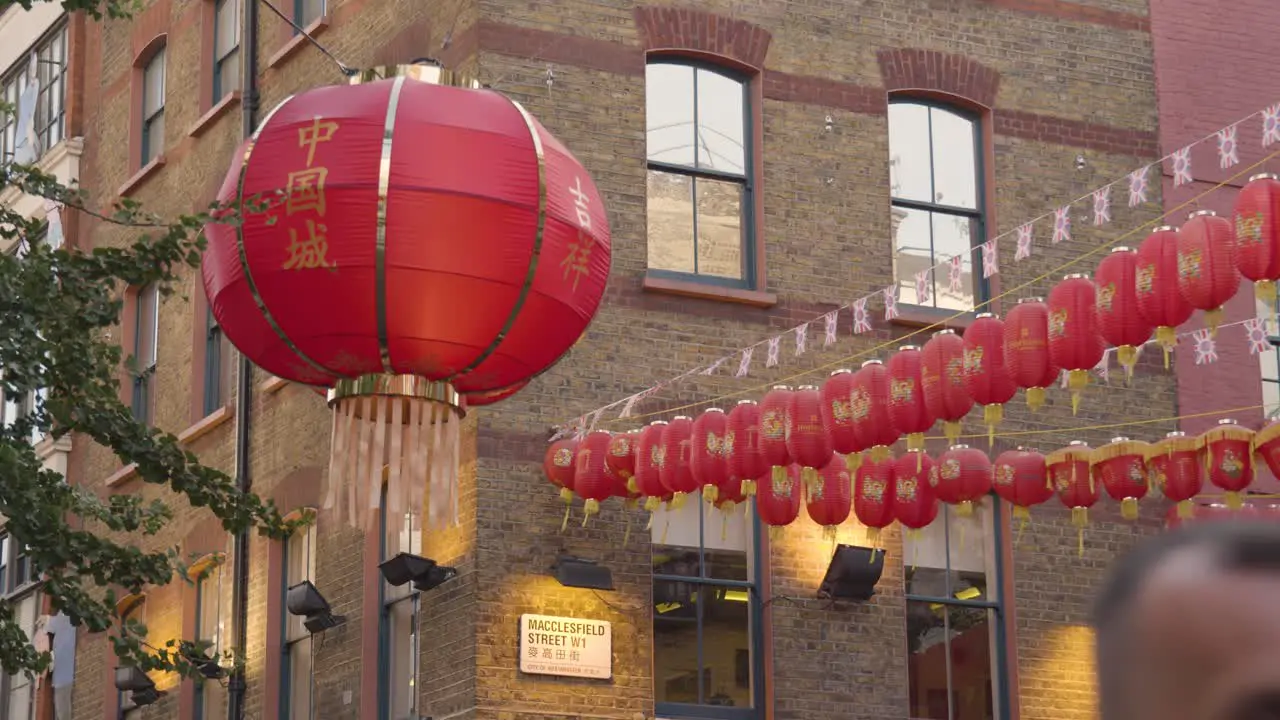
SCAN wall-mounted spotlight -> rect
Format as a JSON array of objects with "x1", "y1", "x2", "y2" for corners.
[
  {"x1": 551, "y1": 554, "x2": 614, "y2": 591},
  {"x1": 114, "y1": 665, "x2": 163, "y2": 706},
  {"x1": 379, "y1": 552, "x2": 457, "y2": 592},
  {"x1": 286, "y1": 580, "x2": 346, "y2": 634},
  {"x1": 817, "y1": 544, "x2": 885, "y2": 602},
  {"x1": 180, "y1": 643, "x2": 227, "y2": 680}
]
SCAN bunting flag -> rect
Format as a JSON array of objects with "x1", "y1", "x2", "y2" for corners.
[
  {"x1": 882, "y1": 285, "x2": 899, "y2": 321},
  {"x1": 852, "y1": 297, "x2": 871, "y2": 334},
  {"x1": 1171, "y1": 146, "x2": 1193, "y2": 187},
  {"x1": 981, "y1": 239, "x2": 998, "y2": 279},
  {"x1": 735, "y1": 347, "x2": 754, "y2": 377},
  {"x1": 1093, "y1": 350, "x2": 1111, "y2": 384},
  {"x1": 914, "y1": 269, "x2": 932, "y2": 306},
  {"x1": 1264, "y1": 103, "x2": 1280, "y2": 147},
  {"x1": 1246, "y1": 317, "x2": 1270, "y2": 355},
  {"x1": 766, "y1": 336, "x2": 781, "y2": 368},
  {"x1": 823, "y1": 311, "x2": 838, "y2": 347},
  {"x1": 619, "y1": 394, "x2": 638, "y2": 419},
  {"x1": 1092, "y1": 185, "x2": 1112, "y2": 226},
  {"x1": 1015, "y1": 223, "x2": 1033, "y2": 261},
  {"x1": 948, "y1": 255, "x2": 963, "y2": 294},
  {"x1": 1127, "y1": 166, "x2": 1149, "y2": 207},
  {"x1": 1053, "y1": 207, "x2": 1071, "y2": 245},
  {"x1": 1193, "y1": 329, "x2": 1218, "y2": 365},
  {"x1": 794, "y1": 323, "x2": 808, "y2": 356},
  {"x1": 701, "y1": 357, "x2": 726, "y2": 375},
  {"x1": 1217, "y1": 125, "x2": 1240, "y2": 169}
]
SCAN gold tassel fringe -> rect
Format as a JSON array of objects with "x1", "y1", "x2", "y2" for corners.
[
  {"x1": 907, "y1": 432, "x2": 925, "y2": 452},
  {"x1": 1026, "y1": 387, "x2": 1046, "y2": 412},
  {"x1": 743, "y1": 479, "x2": 757, "y2": 497},
  {"x1": 944, "y1": 420, "x2": 962, "y2": 444},
  {"x1": 1121, "y1": 497, "x2": 1139, "y2": 520},
  {"x1": 984, "y1": 404, "x2": 1003, "y2": 447},
  {"x1": 581, "y1": 498, "x2": 600, "y2": 527},
  {"x1": 1068, "y1": 369, "x2": 1089, "y2": 415},
  {"x1": 1205, "y1": 307, "x2": 1224, "y2": 337},
  {"x1": 866, "y1": 526, "x2": 882, "y2": 549},
  {"x1": 1226, "y1": 491, "x2": 1243, "y2": 510}
]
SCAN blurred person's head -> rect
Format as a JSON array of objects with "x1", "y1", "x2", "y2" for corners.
[{"x1": 1095, "y1": 521, "x2": 1280, "y2": 720}]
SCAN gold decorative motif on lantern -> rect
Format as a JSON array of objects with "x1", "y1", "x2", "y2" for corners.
[
  {"x1": 963, "y1": 346, "x2": 984, "y2": 373},
  {"x1": 651, "y1": 444, "x2": 667, "y2": 469},
  {"x1": 761, "y1": 410, "x2": 787, "y2": 440},
  {"x1": 830, "y1": 398, "x2": 852, "y2": 422},
  {"x1": 705, "y1": 432, "x2": 726, "y2": 456},
  {"x1": 1053, "y1": 467, "x2": 1072, "y2": 492},
  {"x1": 994, "y1": 463, "x2": 1016, "y2": 487},
  {"x1": 897, "y1": 477, "x2": 918, "y2": 501},
  {"x1": 1135, "y1": 264, "x2": 1156, "y2": 295},
  {"x1": 1236, "y1": 212, "x2": 1265, "y2": 245},
  {"x1": 609, "y1": 437, "x2": 632, "y2": 457},
  {"x1": 722, "y1": 431, "x2": 736, "y2": 456},
  {"x1": 945, "y1": 356, "x2": 965, "y2": 386},
  {"x1": 1220, "y1": 449, "x2": 1245, "y2": 478},
  {"x1": 772, "y1": 472, "x2": 794, "y2": 497},
  {"x1": 927, "y1": 465, "x2": 940, "y2": 488},
  {"x1": 1097, "y1": 283, "x2": 1116, "y2": 313},
  {"x1": 553, "y1": 447, "x2": 574, "y2": 467},
  {"x1": 1178, "y1": 248, "x2": 1203, "y2": 280},
  {"x1": 890, "y1": 379, "x2": 915, "y2": 403},
  {"x1": 1048, "y1": 309, "x2": 1068, "y2": 337},
  {"x1": 849, "y1": 388, "x2": 871, "y2": 420},
  {"x1": 862, "y1": 479, "x2": 886, "y2": 502},
  {"x1": 940, "y1": 457, "x2": 961, "y2": 481}
]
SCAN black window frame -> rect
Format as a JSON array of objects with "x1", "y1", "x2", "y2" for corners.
[
  {"x1": 644, "y1": 57, "x2": 756, "y2": 291},
  {"x1": 203, "y1": 304, "x2": 226, "y2": 416},
  {"x1": 0, "y1": 531, "x2": 39, "y2": 720},
  {"x1": 212, "y1": 0, "x2": 241, "y2": 102},
  {"x1": 292, "y1": 0, "x2": 325, "y2": 30},
  {"x1": 140, "y1": 47, "x2": 166, "y2": 166},
  {"x1": 0, "y1": 20, "x2": 67, "y2": 162},
  {"x1": 888, "y1": 97, "x2": 990, "y2": 310},
  {"x1": 279, "y1": 521, "x2": 315, "y2": 720},
  {"x1": 131, "y1": 285, "x2": 158, "y2": 425}
]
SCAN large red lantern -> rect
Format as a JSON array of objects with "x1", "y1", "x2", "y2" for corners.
[
  {"x1": 807, "y1": 455, "x2": 852, "y2": 537},
  {"x1": 1253, "y1": 419, "x2": 1280, "y2": 481},
  {"x1": 1048, "y1": 441, "x2": 1098, "y2": 553},
  {"x1": 1095, "y1": 247, "x2": 1153, "y2": 379},
  {"x1": 1135, "y1": 226, "x2": 1194, "y2": 367},
  {"x1": 932, "y1": 445, "x2": 991, "y2": 517},
  {"x1": 854, "y1": 456, "x2": 896, "y2": 546},
  {"x1": 758, "y1": 464, "x2": 803, "y2": 533},
  {"x1": 922, "y1": 330, "x2": 973, "y2": 444},
  {"x1": 1177, "y1": 210, "x2": 1241, "y2": 335},
  {"x1": 1149, "y1": 430, "x2": 1203, "y2": 520},
  {"x1": 543, "y1": 438, "x2": 578, "y2": 530},
  {"x1": 202, "y1": 67, "x2": 611, "y2": 528},
  {"x1": 727, "y1": 400, "x2": 766, "y2": 497},
  {"x1": 606, "y1": 431, "x2": 639, "y2": 495},
  {"x1": 963, "y1": 314, "x2": 1017, "y2": 445},
  {"x1": 759, "y1": 386, "x2": 795, "y2": 490},
  {"x1": 635, "y1": 421, "x2": 672, "y2": 513},
  {"x1": 992, "y1": 447, "x2": 1052, "y2": 520},
  {"x1": 659, "y1": 415, "x2": 698, "y2": 505},
  {"x1": 893, "y1": 450, "x2": 938, "y2": 533},
  {"x1": 851, "y1": 360, "x2": 900, "y2": 461},
  {"x1": 1047, "y1": 274, "x2": 1105, "y2": 414},
  {"x1": 788, "y1": 385, "x2": 834, "y2": 491},
  {"x1": 1004, "y1": 298, "x2": 1058, "y2": 411},
  {"x1": 691, "y1": 409, "x2": 730, "y2": 503},
  {"x1": 1202, "y1": 418, "x2": 1255, "y2": 509},
  {"x1": 888, "y1": 346, "x2": 935, "y2": 452},
  {"x1": 1092, "y1": 437, "x2": 1150, "y2": 520},
  {"x1": 1235, "y1": 173, "x2": 1280, "y2": 313},
  {"x1": 821, "y1": 369, "x2": 865, "y2": 472},
  {"x1": 575, "y1": 431, "x2": 620, "y2": 522}
]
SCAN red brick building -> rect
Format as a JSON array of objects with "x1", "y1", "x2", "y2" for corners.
[{"x1": 7, "y1": 0, "x2": 1275, "y2": 719}]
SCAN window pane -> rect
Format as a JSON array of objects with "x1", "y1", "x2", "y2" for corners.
[
  {"x1": 144, "y1": 51, "x2": 165, "y2": 116},
  {"x1": 215, "y1": 0, "x2": 240, "y2": 56},
  {"x1": 217, "y1": 49, "x2": 241, "y2": 96},
  {"x1": 202, "y1": 679, "x2": 227, "y2": 720},
  {"x1": 696, "y1": 176, "x2": 744, "y2": 280},
  {"x1": 136, "y1": 286, "x2": 158, "y2": 368},
  {"x1": 888, "y1": 102, "x2": 933, "y2": 203},
  {"x1": 949, "y1": 605, "x2": 997, "y2": 720},
  {"x1": 653, "y1": 584, "x2": 753, "y2": 707},
  {"x1": 1265, "y1": 380, "x2": 1280, "y2": 418},
  {"x1": 387, "y1": 598, "x2": 416, "y2": 719},
  {"x1": 699, "y1": 585, "x2": 752, "y2": 707},
  {"x1": 904, "y1": 505, "x2": 994, "y2": 602},
  {"x1": 653, "y1": 500, "x2": 702, "y2": 578},
  {"x1": 143, "y1": 112, "x2": 164, "y2": 164},
  {"x1": 298, "y1": 0, "x2": 325, "y2": 26},
  {"x1": 907, "y1": 599, "x2": 950, "y2": 720},
  {"x1": 646, "y1": 63, "x2": 695, "y2": 167},
  {"x1": 933, "y1": 213, "x2": 978, "y2": 310},
  {"x1": 1261, "y1": 348, "x2": 1279, "y2": 383},
  {"x1": 653, "y1": 578, "x2": 700, "y2": 702},
  {"x1": 930, "y1": 107, "x2": 979, "y2": 210},
  {"x1": 199, "y1": 575, "x2": 221, "y2": 647},
  {"x1": 695, "y1": 69, "x2": 745, "y2": 175},
  {"x1": 653, "y1": 500, "x2": 750, "y2": 580},
  {"x1": 288, "y1": 636, "x2": 313, "y2": 720},
  {"x1": 647, "y1": 169, "x2": 695, "y2": 274},
  {"x1": 893, "y1": 205, "x2": 934, "y2": 306}
]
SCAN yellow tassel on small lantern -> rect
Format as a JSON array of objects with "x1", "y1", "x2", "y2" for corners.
[
  {"x1": 983, "y1": 404, "x2": 1003, "y2": 447},
  {"x1": 1176, "y1": 499, "x2": 1194, "y2": 519},
  {"x1": 1256, "y1": 279, "x2": 1277, "y2": 317},
  {"x1": 865, "y1": 526, "x2": 882, "y2": 549},
  {"x1": 1068, "y1": 369, "x2": 1089, "y2": 415},
  {"x1": 1155, "y1": 326, "x2": 1177, "y2": 369},
  {"x1": 1117, "y1": 345, "x2": 1138, "y2": 382},
  {"x1": 802, "y1": 467, "x2": 820, "y2": 497},
  {"x1": 1026, "y1": 387, "x2": 1046, "y2": 411},
  {"x1": 907, "y1": 432, "x2": 926, "y2": 452},
  {"x1": 626, "y1": 477, "x2": 639, "y2": 494},
  {"x1": 742, "y1": 478, "x2": 757, "y2": 496},
  {"x1": 581, "y1": 498, "x2": 600, "y2": 526},
  {"x1": 768, "y1": 525, "x2": 783, "y2": 542},
  {"x1": 703, "y1": 485, "x2": 719, "y2": 504},
  {"x1": 1071, "y1": 506, "x2": 1089, "y2": 557},
  {"x1": 559, "y1": 487, "x2": 574, "y2": 533},
  {"x1": 1205, "y1": 307, "x2": 1224, "y2": 337},
  {"x1": 1121, "y1": 497, "x2": 1139, "y2": 521},
  {"x1": 944, "y1": 420, "x2": 962, "y2": 444},
  {"x1": 1226, "y1": 491, "x2": 1243, "y2": 510},
  {"x1": 845, "y1": 452, "x2": 863, "y2": 475},
  {"x1": 870, "y1": 445, "x2": 891, "y2": 463},
  {"x1": 771, "y1": 465, "x2": 787, "y2": 490},
  {"x1": 671, "y1": 492, "x2": 688, "y2": 510},
  {"x1": 822, "y1": 525, "x2": 838, "y2": 543},
  {"x1": 956, "y1": 500, "x2": 975, "y2": 518}
]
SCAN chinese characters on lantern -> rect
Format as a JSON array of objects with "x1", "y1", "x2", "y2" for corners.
[
  {"x1": 563, "y1": 176, "x2": 593, "y2": 292},
  {"x1": 282, "y1": 117, "x2": 340, "y2": 272}
]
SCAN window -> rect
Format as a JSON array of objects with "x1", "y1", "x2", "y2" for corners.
[
  {"x1": 645, "y1": 60, "x2": 754, "y2": 288},
  {"x1": 203, "y1": 305, "x2": 229, "y2": 415},
  {"x1": 131, "y1": 285, "x2": 159, "y2": 425},
  {"x1": 294, "y1": 0, "x2": 324, "y2": 28},
  {"x1": 0, "y1": 23, "x2": 67, "y2": 161},
  {"x1": 194, "y1": 566, "x2": 227, "y2": 720},
  {"x1": 378, "y1": 494, "x2": 420, "y2": 720},
  {"x1": 281, "y1": 521, "x2": 316, "y2": 720},
  {"x1": 141, "y1": 48, "x2": 166, "y2": 165},
  {"x1": 889, "y1": 100, "x2": 987, "y2": 311},
  {"x1": 903, "y1": 501, "x2": 1009, "y2": 720},
  {"x1": 651, "y1": 499, "x2": 762, "y2": 718},
  {"x1": 117, "y1": 600, "x2": 147, "y2": 719},
  {"x1": 213, "y1": 0, "x2": 241, "y2": 101},
  {"x1": 0, "y1": 533, "x2": 39, "y2": 720},
  {"x1": 1257, "y1": 301, "x2": 1280, "y2": 419}
]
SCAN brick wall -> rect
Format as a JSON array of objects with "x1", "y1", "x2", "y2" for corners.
[{"x1": 67, "y1": 0, "x2": 1181, "y2": 719}]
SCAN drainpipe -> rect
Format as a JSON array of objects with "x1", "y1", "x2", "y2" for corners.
[{"x1": 227, "y1": 0, "x2": 259, "y2": 718}]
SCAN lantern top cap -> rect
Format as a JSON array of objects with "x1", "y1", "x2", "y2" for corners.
[
  {"x1": 1189, "y1": 209, "x2": 1217, "y2": 219},
  {"x1": 705, "y1": 407, "x2": 725, "y2": 414},
  {"x1": 975, "y1": 312, "x2": 996, "y2": 319},
  {"x1": 674, "y1": 415, "x2": 692, "y2": 421},
  {"x1": 1109, "y1": 436, "x2": 1131, "y2": 443},
  {"x1": 1063, "y1": 273, "x2": 1090, "y2": 280},
  {"x1": 861, "y1": 359, "x2": 883, "y2": 367},
  {"x1": 1069, "y1": 440, "x2": 1088, "y2": 447},
  {"x1": 899, "y1": 344, "x2": 920, "y2": 352},
  {"x1": 736, "y1": 399, "x2": 758, "y2": 405},
  {"x1": 1111, "y1": 246, "x2": 1133, "y2": 253},
  {"x1": 830, "y1": 368, "x2": 853, "y2": 376},
  {"x1": 649, "y1": 420, "x2": 669, "y2": 426},
  {"x1": 1017, "y1": 297, "x2": 1043, "y2": 304},
  {"x1": 771, "y1": 385, "x2": 792, "y2": 391},
  {"x1": 1217, "y1": 418, "x2": 1237, "y2": 425},
  {"x1": 798, "y1": 384, "x2": 818, "y2": 390},
  {"x1": 1152, "y1": 225, "x2": 1176, "y2": 233},
  {"x1": 1249, "y1": 172, "x2": 1279, "y2": 182},
  {"x1": 949, "y1": 444, "x2": 971, "y2": 450},
  {"x1": 1015, "y1": 445, "x2": 1037, "y2": 452},
  {"x1": 1166, "y1": 431, "x2": 1187, "y2": 438},
  {"x1": 934, "y1": 329, "x2": 957, "y2": 336}
]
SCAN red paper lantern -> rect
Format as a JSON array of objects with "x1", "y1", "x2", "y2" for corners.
[
  {"x1": 462, "y1": 379, "x2": 530, "y2": 408},
  {"x1": 1202, "y1": 418, "x2": 1255, "y2": 509},
  {"x1": 1004, "y1": 298, "x2": 1058, "y2": 411},
  {"x1": 821, "y1": 369, "x2": 865, "y2": 472},
  {"x1": 659, "y1": 415, "x2": 698, "y2": 503},
  {"x1": 716, "y1": 469, "x2": 748, "y2": 514},
  {"x1": 691, "y1": 408, "x2": 731, "y2": 503},
  {"x1": 758, "y1": 464, "x2": 803, "y2": 531},
  {"x1": 892, "y1": 451, "x2": 939, "y2": 532},
  {"x1": 888, "y1": 346, "x2": 935, "y2": 452},
  {"x1": 1092, "y1": 437, "x2": 1151, "y2": 520},
  {"x1": 963, "y1": 313, "x2": 1017, "y2": 444},
  {"x1": 1253, "y1": 419, "x2": 1280, "y2": 481},
  {"x1": 1135, "y1": 226, "x2": 1195, "y2": 366},
  {"x1": 807, "y1": 454, "x2": 853, "y2": 536},
  {"x1": 1149, "y1": 431, "x2": 1203, "y2": 521},
  {"x1": 1177, "y1": 210, "x2": 1241, "y2": 335},
  {"x1": 854, "y1": 456, "x2": 896, "y2": 546},
  {"x1": 606, "y1": 431, "x2": 639, "y2": 496},
  {"x1": 1047, "y1": 442, "x2": 1098, "y2": 550},
  {"x1": 931, "y1": 445, "x2": 991, "y2": 517},
  {"x1": 635, "y1": 421, "x2": 672, "y2": 512},
  {"x1": 788, "y1": 385, "x2": 834, "y2": 492},
  {"x1": 575, "y1": 431, "x2": 620, "y2": 521},
  {"x1": 1047, "y1": 274, "x2": 1105, "y2": 414},
  {"x1": 202, "y1": 71, "x2": 611, "y2": 526},
  {"x1": 1095, "y1": 247, "x2": 1154, "y2": 378},
  {"x1": 1235, "y1": 173, "x2": 1280, "y2": 313},
  {"x1": 922, "y1": 330, "x2": 973, "y2": 444},
  {"x1": 992, "y1": 447, "x2": 1052, "y2": 520},
  {"x1": 727, "y1": 400, "x2": 766, "y2": 498},
  {"x1": 759, "y1": 386, "x2": 795, "y2": 489},
  {"x1": 851, "y1": 360, "x2": 901, "y2": 461},
  {"x1": 543, "y1": 437, "x2": 579, "y2": 529}
]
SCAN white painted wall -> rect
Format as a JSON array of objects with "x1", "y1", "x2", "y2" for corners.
[{"x1": 0, "y1": 3, "x2": 63, "y2": 75}]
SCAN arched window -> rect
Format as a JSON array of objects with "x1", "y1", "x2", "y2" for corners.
[
  {"x1": 140, "y1": 47, "x2": 166, "y2": 166},
  {"x1": 888, "y1": 99, "x2": 987, "y2": 310},
  {"x1": 645, "y1": 59, "x2": 755, "y2": 289}
]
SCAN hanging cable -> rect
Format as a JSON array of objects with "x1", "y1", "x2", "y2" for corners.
[{"x1": 254, "y1": 0, "x2": 358, "y2": 76}]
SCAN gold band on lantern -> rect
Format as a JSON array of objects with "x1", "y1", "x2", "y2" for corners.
[
  {"x1": 233, "y1": 95, "x2": 337, "y2": 381},
  {"x1": 327, "y1": 374, "x2": 465, "y2": 417},
  {"x1": 373, "y1": 75, "x2": 409, "y2": 374},
  {"x1": 348, "y1": 62, "x2": 484, "y2": 88}
]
